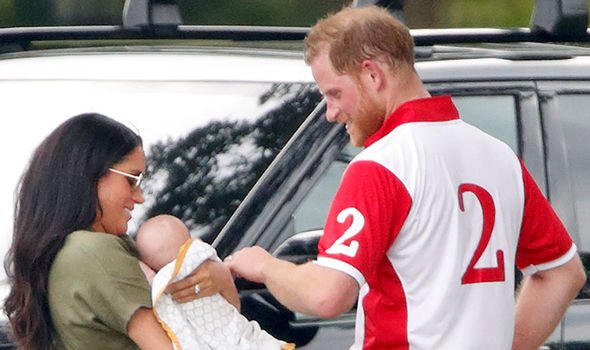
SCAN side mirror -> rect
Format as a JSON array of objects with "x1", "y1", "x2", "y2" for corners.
[{"x1": 272, "y1": 229, "x2": 322, "y2": 264}]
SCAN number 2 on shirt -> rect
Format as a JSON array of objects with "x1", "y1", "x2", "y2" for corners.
[
  {"x1": 325, "y1": 207, "x2": 364, "y2": 258},
  {"x1": 458, "y1": 183, "x2": 505, "y2": 284}
]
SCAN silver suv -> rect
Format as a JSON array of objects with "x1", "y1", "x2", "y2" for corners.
[{"x1": 0, "y1": 0, "x2": 589, "y2": 348}]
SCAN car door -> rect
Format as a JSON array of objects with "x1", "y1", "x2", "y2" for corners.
[{"x1": 536, "y1": 81, "x2": 590, "y2": 349}]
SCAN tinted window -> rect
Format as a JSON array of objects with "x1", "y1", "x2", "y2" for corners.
[
  {"x1": 140, "y1": 83, "x2": 321, "y2": 241},
  {"x1": 291, "y1": 144, "x2": 360, "y2": 233},
  {"x1": 552, "y1": 94, "x2": 590, "y2": 300},
  {"x1": 554, "y1": 95, "x2": 590, "y2": 252},
  {"x1": 0, "y1": 80, "x2": 321, "y2": 276},
  {"x1": 452, "y1": 95, "x2": 519, "y2": 153},
  {"x1": 290, "y1": 94, "x2": 519, "y2": 237}
]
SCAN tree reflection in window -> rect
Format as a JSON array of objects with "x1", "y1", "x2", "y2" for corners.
[{"x1": 141, "y1": 83, "x2": 322, "y2": 242}]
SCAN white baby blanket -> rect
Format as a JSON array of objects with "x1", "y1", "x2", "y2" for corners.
[{"x1": 151, "y1": 239, "x2": 287, "y2": 350}]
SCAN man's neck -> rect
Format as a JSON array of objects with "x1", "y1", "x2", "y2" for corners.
[{"x1": 384, "y1": 70, "x2": 431, "y2": 119}]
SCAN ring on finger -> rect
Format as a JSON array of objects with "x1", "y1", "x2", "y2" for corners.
[{"x1": 194, "y1": 284, "x2": 201, "y2": 295}]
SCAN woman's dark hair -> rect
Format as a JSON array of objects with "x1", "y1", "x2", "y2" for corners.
[{"x1": 3, "y1": 113, "x2": 142, "y2": 350}]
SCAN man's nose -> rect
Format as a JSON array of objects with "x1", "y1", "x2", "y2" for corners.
[{"x1": 325, "y1": 102, "x2": 340, "y2": 122}]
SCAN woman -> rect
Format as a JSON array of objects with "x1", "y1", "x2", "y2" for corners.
[{"x1": 4, "y1": 113, "x2": 237, "y2": 350}]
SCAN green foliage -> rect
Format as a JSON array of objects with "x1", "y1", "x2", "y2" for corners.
[
  {"x1": 14, "y1": 0, "x2": 52, "y2": 25},
  {"x1": 1, "y1": 0, "x2": 575, "y2": 28},
  {"x1": 405, "y1": 0, "x2": 537, "y2": 28},
  {"x1": 444, "y1": 0, "x2": 536, "y2": 27},
  {"x1": 0, "y1": 0, "x2": 16, "y2": 26},
  {"x1": 0, "y1": 0, "x2": 346, "y2": 27},
  {"x1": 178, "y1": 0, "x2": 345, "y2": 26}
]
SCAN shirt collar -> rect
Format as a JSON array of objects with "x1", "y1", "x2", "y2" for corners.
[{"x1": 364, "y1": 95, "x2": 459, "y2": 148}]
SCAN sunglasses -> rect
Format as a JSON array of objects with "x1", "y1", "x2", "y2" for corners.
[{"x1": 108, "y1": 168, "x2": 143, "y2": 191}]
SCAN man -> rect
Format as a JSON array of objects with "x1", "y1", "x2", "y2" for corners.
[{"x1": 225, "y1": 5, "x2": 586, "y2": 349}]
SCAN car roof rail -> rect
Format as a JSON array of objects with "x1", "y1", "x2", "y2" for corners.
[
  {"x1": 530, "y1": 0, "x2": 589, "y2": 40},
  {"x1": 1, "y1": 0, "x2": 589, "y2": 53},
  {"x1": 356, "y1": 0, "x2": 590, "y2": 45},
  {"x1": 353, "y1": 0, "x2": 405, "y2": 22},
  {"x1": 123, "y1": 0, "x2": 183, "y2": 32}
]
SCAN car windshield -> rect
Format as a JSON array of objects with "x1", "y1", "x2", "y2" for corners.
[{"x1": 0, "y1": 73, "x2": 321, "y2": 282}]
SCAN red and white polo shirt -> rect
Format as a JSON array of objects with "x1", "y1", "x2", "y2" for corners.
[{"x1": 314, "y1": 96, "x2": 575, "y2": 350}]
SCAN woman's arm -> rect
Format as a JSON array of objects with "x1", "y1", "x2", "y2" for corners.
[
  {"x1": 138, "y1": 261, "x2": 156, "y2": 285},
  {"x1": 164, "y1": 259, "x2": 240, "y2": 310},
  {"x1": 128, "y1": 307, "x2": 174, "y2": 350}
]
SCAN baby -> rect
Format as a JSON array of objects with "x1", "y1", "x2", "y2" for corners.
[{"x1": 135, "y1": 214, "x2": 294, "y2": 350}]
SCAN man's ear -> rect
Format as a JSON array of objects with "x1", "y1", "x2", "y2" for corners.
[{"x1": 360, "y1": 59, "x2": 385, "y2": 91}]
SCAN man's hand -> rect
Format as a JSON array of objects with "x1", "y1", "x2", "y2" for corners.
[
  {"x1": 224, "y1": 246, "x2": 273, "y2": 283},
  {"x1": 224, "y1": 246, "x2": 359, "y2": 318}
]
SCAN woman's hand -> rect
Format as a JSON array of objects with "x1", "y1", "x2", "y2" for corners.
[{"x1": 164, "y1": 260, "x2": 240, "y2": 310}]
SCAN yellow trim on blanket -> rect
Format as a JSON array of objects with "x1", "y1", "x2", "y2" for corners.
[
  {"x1": 153, "y1": 306, "x2": 183, "y2": 350},
  {"x1": 151, "y1": 238, "x2": 194, "y2": 350},
  {"x1": 171, "y1": 238, "x2": 193, "y2": 279}
]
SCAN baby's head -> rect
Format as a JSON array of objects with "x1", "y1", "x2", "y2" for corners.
[{"x1": 136, "y1": 214, "x2": 190, "y2": 271}]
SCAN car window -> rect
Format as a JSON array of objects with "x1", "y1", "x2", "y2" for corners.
[
  {"x1": 452, "y1": 95, "x2": 519, "y2": 154},
  {"x1": 550, "y1": 94, "x2": 590, "y2": 299},
  {"x1": 291, "y1": 143, "x2": 361, "y2": 233},
  {"x1": 0, "y1": 79, "x2": 321, "y2": 280},
  {"x1": 553, "y1": 95, "x2": 590, "y2": 252},
  {"x1": 289, "y1": 94, "x2": 519, "y2": 236}
]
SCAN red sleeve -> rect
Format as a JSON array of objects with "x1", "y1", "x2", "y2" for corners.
[
  {"x1": 317, "y1": 160, "x2": 412, "y2": 282},
  {"x1": 516, "y1": 161, "x2": 574, "y2": 270}
]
